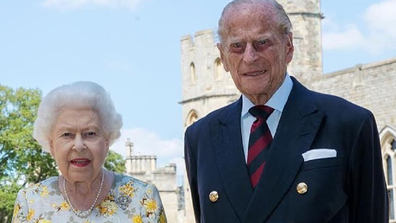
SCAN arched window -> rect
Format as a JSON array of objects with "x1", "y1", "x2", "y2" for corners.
[
  {"x1": 389, "y1": 155, "x2": 395, "y2": 219},
  {"x1": 190, "y1": 62, "x2": 196, "y2": 84},
  {"x1": 186, "y1": 110, "x2": 198, "y2": 127},
  {"x1": 214, "y1": 58, "x2": 222, "y2": 81},
  {"x1": 388, "y1": 155, "x2": 394, "y2": 185},
  {"x1": 380, "y1": 126, "x2": 396, "y2": 222}
]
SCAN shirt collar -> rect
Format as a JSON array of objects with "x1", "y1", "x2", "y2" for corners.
[{"x1": 241, "y1": 73, "x2": 293, "y2": 118}]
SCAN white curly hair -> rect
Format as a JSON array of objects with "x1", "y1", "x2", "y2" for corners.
[{"x1": 33, "y1": 81, "x2": 123, "y2": 153}]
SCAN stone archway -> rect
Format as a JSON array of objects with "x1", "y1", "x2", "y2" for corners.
[{"x1": 380, "y1": 125, "x2": 396, "y2": 221}]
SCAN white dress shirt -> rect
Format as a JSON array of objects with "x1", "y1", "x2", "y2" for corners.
[{"x1": 241, "y1": 74, "x2": 293, "y2": 163}]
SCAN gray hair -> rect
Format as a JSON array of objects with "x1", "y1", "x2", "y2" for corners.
[
  {"x1": 33, "y1": 81, "x2": 123, "y2": 153},
  {"x1": 217, "y1": 0, "x2": 292, "y2": 43}
]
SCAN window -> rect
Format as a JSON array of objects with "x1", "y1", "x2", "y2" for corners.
[
  {"x1": 388, "y1": 156, "x2": 394, "y2": 185},
  {"x1": 382, "y1": 130, "x2": 396, "y2": 222},
  {"x1": 190, "y1": 62, "x2": 196, "y2": 84},
  {"x1": 214, "y1": 58, "x2": 222, "y2": 81},
  {"x1": 388, "y1": 156, "x2": 395, "y2": 219},
  {"x1": 186, "y1": 110, "x2": 198, "y2": 127}
]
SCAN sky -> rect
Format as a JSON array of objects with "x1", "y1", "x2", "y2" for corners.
[{"x1": 1, "y1": 0, "x2": 396, "y2": 179}]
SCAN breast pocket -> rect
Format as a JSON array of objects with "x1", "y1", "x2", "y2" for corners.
[
  {"x1": 301, "y1": 156, "x2": 342, "y2": 171},
  {"x1": 291, "y1": 157, "x2": 347, "y2": 223}
]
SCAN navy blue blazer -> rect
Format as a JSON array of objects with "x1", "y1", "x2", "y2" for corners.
[{"x1": 184, "y1": 77, "x2": 388, "y2": 223}]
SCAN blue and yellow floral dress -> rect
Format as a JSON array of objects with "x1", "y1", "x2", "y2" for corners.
[{"x1": 12, "y1": 173, "x2": 167, "y2": 223}]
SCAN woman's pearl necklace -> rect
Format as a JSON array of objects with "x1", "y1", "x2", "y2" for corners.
[{"x1": 63, "y1": 171, "x2": 105, "y2": 218}]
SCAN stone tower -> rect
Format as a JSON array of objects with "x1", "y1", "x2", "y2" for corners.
[
  {"x1": 278, "y1": 0, "x2": 323, "y2": 85},
  {"x1": 180, "y1": 29, "x2": 240, "y2": 128},
  {"x1": 180, "y1": 0, "x2": 323, "y2": 222}
]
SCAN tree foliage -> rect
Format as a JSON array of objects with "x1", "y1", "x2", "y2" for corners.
[
  {"x1": 0, "y1": 85, "x2": 58, "y2": 184},
  {"x1": 0, "y1": 85, "x2": 58, "y2": 222},
  {"x1": 0, "y1": 179, "x2": 21, "y2": 223},
  {"x1": 105, "y1": 150, "x2": 126, "y2": 173}
]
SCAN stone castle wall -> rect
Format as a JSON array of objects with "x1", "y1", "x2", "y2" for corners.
[
  {"x1": 311, "y1": 58, "x2": 396, "y2": 132},
  {"x1": 128, "y1": 163, "x2": 179, "y2": 223}
]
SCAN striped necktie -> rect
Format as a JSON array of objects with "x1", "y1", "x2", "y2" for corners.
[{"x1": 247, "y1": 105, "x2": 274, "y2": 188}]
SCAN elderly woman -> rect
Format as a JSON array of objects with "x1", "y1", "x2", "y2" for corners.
[{"x1": 12, "y1": 81, "x2": 167, "y2": 223}]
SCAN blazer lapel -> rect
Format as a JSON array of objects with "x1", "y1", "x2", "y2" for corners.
[
  {"x1": 243, "y1": 78, "x2": 324, "y2": 223},
  {"x1": 212, "y1": 97, "x2": 254, "y2": 221}
]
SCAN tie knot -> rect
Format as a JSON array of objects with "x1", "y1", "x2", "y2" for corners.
[{"x1": 249, "y1": 105, "x2": 274, "y2": 120}]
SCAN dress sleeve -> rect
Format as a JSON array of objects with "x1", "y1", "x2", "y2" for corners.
[
  {"x1": 138, "y1": 183, "x2": 167, "y2": 223},
  {"x1": 12, "y1": 189, "x2": 28, "y2": 223},
  {"x1": 348, "y1": 112, "x2": 388, "y2": 223},
  {"x1": 184, "y1": 127, "x2": 201, "y2": 223}
]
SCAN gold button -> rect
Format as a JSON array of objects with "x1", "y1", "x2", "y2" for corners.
[
  {"x1": 296, "y1": 182, "x2": 308, "y2": 195},
  {"x1": 209, "y1": 191, "x2": 219, "y2": 203}
]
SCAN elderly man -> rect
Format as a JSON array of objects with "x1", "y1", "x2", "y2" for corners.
[{"x1": 184, "y1": 0, "x2": 388, "y2": 222}]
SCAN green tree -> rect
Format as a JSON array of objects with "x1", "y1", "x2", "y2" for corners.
[
  {"x1": 105, "y1": 150, "x2": 126, "y2": 173},
  {"x1": 0, "y1": 85, "x2": 58, "y2": 222},
  {"x1": 0, "y1": 85, "x2": 58, "y2": 184},
  {"x1": 0, "y1": 179, "x2": 21, "y2": 222}
]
